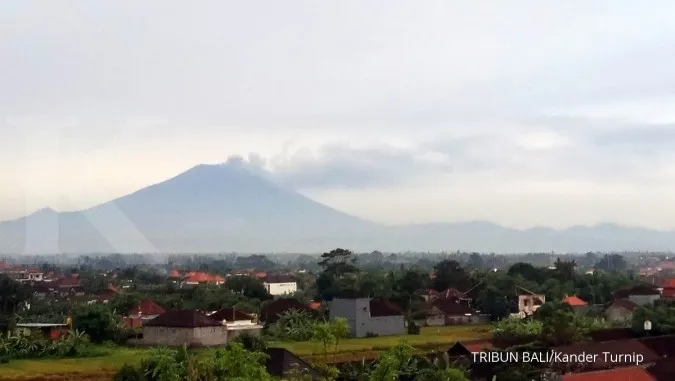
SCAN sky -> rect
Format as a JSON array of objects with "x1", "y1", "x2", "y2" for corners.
[{"x1": 2, "y1": 0, "x2": 675, "y2": 229}]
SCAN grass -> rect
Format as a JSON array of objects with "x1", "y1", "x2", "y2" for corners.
[
  {"x1": 0, "y1": 325, "x2": 492, "y2": 379},
  {"x1": 270, "y1": 324, "x2": 492, "y2": 358}
]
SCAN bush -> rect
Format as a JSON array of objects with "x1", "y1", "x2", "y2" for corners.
[
  {"x1": 231, "y1": 332, "x2": 268, "y2": 353},
  {"x1": 407, "y1": 321, "x2": 421, "y2": 335},
  {"x1": 113, "y1": 363, "x2": 145, "y2": 381},
  {"x1": 365, "y1": 332, "x2": 379, "y2": 338}
]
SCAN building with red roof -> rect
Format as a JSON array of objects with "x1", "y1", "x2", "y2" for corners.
[
  {"x1": 562, "y1": 295, "x2": 589, "y2": 308},
  {"x1": 184, "y1": 272, "x2": 225, "y2": 285},
  {"x1": 124, "y1": 299, "x2": 167, "y2": 329}
]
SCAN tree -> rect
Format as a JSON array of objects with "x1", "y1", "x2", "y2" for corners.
[
  {"x1": 432, "y1": 260, "x2": 471, "y2": 291},
  {"x1": 318, "y1": 248, "x2": 358, "y2": 278},
  {"x1": 552, "y1": 258, "x2": 576, "y2": 282},
  {"x1": 594, "y1": 254, "x2": 627, "y2": 272},
  {"x1": 467, "y1": 253, "x2": 485, "y2": 270},
  {"x1": 72, "y1": 304, "x2": 120, "y2": 343},
  {"x1": 0, "y1": 276, "x2": 30, "y2": 333},
  {"x1": 224, "y1": 276, "x2": 271, "y2": 301},
  {"x1": 507, "y1": 263, "x2": 545, "y2": 284}
]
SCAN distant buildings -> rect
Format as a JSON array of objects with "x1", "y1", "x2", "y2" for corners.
[{"x1": 263, "y1": 275, "x2": 297, "y2": 296}]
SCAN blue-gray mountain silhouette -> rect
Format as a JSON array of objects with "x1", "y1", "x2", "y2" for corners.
[{"x1": 1, "y1": 163, "x2": 675, "y2": 253}]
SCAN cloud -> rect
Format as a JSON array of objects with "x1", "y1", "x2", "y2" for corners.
[{"x1": 265, "y1": 144, "x2": 453, "y2": 189}]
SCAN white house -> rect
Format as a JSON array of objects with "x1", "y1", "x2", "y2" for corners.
[
  {"x1": 329, "y1": 298, "x2": 405, "y2": 338},
  {"x1": 263, "y1": 275, "x2": 297, "y2": 296},
  {"x1": 208, "y1": 308, "x2": 263, "y2": 339}
]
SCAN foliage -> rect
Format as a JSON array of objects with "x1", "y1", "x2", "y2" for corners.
[
  {"x1": 632, "y1": 304, "x2": 675, "y2": 335},
  {"x1": 0, "y1": 329, "x2": 100, "y2": 362},
  {"x1": 231, "y1": 332, "x2": 268, "y2": 353},
  {"x1": 594, "y1": 254, "x2": 627, "y2": 272},
  {"x1": 224, "y1": 275, "x2": 272, "y2": 301},
  {"x1": 311, "y1": 318, "x2": 349, "y2": 362},
  {"x1": 72, "y1": 303, "x2": 123, "y2": 343},
  {"x1": 267, "y1": 309, "x2": 317, "y2": 341},
  {"x1": 492, "y1": 316, "x2": 543, "y2": 342},
  {"x1": 536, "y1": 302, "x2": 609, "y2": 346},
  {"x1": 117, "y1": 343, "x2": 272, "y2": 381},
  {"x1": 432, "y1": 260, "x2": 471, "y2": 292}
]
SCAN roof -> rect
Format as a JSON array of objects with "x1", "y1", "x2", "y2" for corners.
[
  {"x1": 184, "y1": 272, "x2": 225, "y2": 284},
  {"x1": 660, "y1": 279, "x2": 675, "y2": 288},
  {"x1": 264, "y1": 274, "x2": 296, "y2": 284},
  {"x1": 588, "y1": 328, "x2": 639, "y2": 342},
  {"x1": 16, "y1": 323, "x2": 68, "y2": 328},
  {"x1": 169, "y1": 269, "x2": 181, "y2": 279},
  {"x1": 265, "y1": 348, "x2": 322, "y2": 380},
  {"x1": 661, "y1": 288, "x2": 675, "y2": 298},
  {"x1": 562, "y1": 367, "x2": 656, "y2": 381},
  {"x1": 608, "y1": 299, "x2": 638, "y2": 312},
  {"x1": 369, "y1": 299, "x2": 402, "y2": 317},
  {"x1": 438, "y1": 288, "x2": 465, "y2": 299},
  {"x1": 554, "y1": 340, "x2": 660, "y2": 371},
  {"x1": 648, "y1": 358, "x2": 675, "y2": 381},
  {"x1": 144, "y1": 309, "x2": 222, "y2": 328},
  {"x1": 638, "y1": 335, "x2": 675, "y2": 357},
  {"x1": 613, "y1": 284, "x2": 660, "y2": 298},
  {"x1": 563, "y1": 295, "x2": 588, "y2": 307},
  {"x1": 130, "y1": 299, "x2": 166, "y2": 316},
  {"x1": 56, "y1": 275, "x2": 80, "y2": 287},
  {"x1": 432, "y1": 300, "x2": 474, "y2": 315},
  {"x1": 209, "y1": 308, "x2": 253, "y2": 322},
  {"x1": 260, "y1": 298, "x2": 311, "y2": 323}
]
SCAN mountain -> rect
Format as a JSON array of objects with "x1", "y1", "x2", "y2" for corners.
[{"x1": 2, "y1": 163, "x2": 675, "y2": 254}]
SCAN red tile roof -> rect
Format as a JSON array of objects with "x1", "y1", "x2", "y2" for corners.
[
  {"x1": 660, "y1": 279, "x2": 675, "y2": 288},
  {"x1": 56, "y1": 275, "x2": 80, "y2": 287},
  {"x1": 562, "y1": 367, "x2": 656, "y2": 381},
  {"x1": 129, "y1": 299, "x2": 166, "y2": 316},
  {"x1": 185, "y1": 272, "x2": 225, "y2": 284},
  {"x1": 169, "y1": 269, "x2": 181, "y2": 279},
  {"x1": 209, "y1": 308, "x2": 253, "y2": 322},
  {"x1": 563, "y1": 295, "x2": 588, "y2": 307},
  {"x1": 145, "y1": 309, "x2": 222, "y2": 328}
]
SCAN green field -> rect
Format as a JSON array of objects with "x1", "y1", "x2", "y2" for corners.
[{"x1": 0, "y1": 325, "x2": 491, "y2": 380}]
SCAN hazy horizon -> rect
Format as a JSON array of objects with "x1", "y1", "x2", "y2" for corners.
[{"x1": 3, "y1": 1, "x2": 675, "y2": 230}]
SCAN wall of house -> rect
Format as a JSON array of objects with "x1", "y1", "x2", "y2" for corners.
[
  {"x1": 366, "y1": 316, "x2": 405, "y2": 336},
  {"x1": 425, "y1": 315, "x2": 445, "y2": 326},
  {"x1": 628, "y1": 294, "x2": 660, "y2": 306},
  {"x1": 606, "y1": 306, "x2": 633, "y2": 323},
  {"x1": 330, "y1": 298, "x2": 370, "y2": 337},
  {"x1": 142, "y1": 326, "x2": 228, "y2": 347},
  {"x1": 265, "y1": 282, "x2": 297, "y2": 295}
]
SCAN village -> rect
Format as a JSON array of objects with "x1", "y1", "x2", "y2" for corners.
[{"x1": 2, "y1": 251, "x2": 675, "y2": 380}]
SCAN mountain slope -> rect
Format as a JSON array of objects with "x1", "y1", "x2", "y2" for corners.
[
  {"x1": 2, "y1": 163, "x2": 675, "y2": 253},
  {"x1": 0, "y1": 163, "x2": 381, "y2": 254}
]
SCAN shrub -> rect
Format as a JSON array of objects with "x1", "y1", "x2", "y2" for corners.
[
  {"x1": 407, "y1": 321, "x2": 421, "y2": 335},
  {"x1": 231, "y1": 332, "x2": 268, "y2": 353},
  {"x1": 365, "y1": 332, "x2": 379, "y2": 338}
]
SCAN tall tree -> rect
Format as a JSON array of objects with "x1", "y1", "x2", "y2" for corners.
[{"x1": 433, "y1": 260, "x2": 471, "y2": 291}]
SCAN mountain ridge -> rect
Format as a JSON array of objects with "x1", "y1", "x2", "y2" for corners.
[{"x1": 2, "y1": 163, "x2": 675, "y2": 254}]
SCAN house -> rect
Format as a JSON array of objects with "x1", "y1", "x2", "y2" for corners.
[
  {"x1": 613, "y1": 284, "x2": 661, "y2": 306},
  {"x1": 329, "y1": 298, "x2": 405, "y2": 338},
  {"x1": 265, "y1": 348, "x2": 323, "y2": 380},
  {"x1": 561, "y1": 367, "x2": 656, "y2": 381},
  {"x1": 515, "y1": 293, "x2": 545, "y2": 318},
  {"x1": 97, "y1": 284, "x2": 120, "y2": 303},
  {"x1": 125, "y1": 299, "x2": 166, "y2": 328},
  {"x1": 208, "y1": 308, "x2": 263, "y2": 339},
  {"x1": 428, "y1": 300, "x2": 489, "y2": 326},
  {"x1": 55, "y1": 275, "x2": 84, "y2": 297},
  {"x1": 15, "y1": 323, "x2": 69, "y2": 340},
  {"x1": 648, "y1": 358, "x2": 675, "y2": 381},
  {"x1": 263, "y1": 275, "x2": 297, "y2": 296},
  {"x1": 184, "y1": 272, "x2": 225, "y2": 286},
  {"x1": 142, "y1": 309, "x2": 227, "y2": 347},
  {"x1": 605, "y1": 299, "x2": 638, "y2": 323},
  {"x1": 447, "y1": 339, "x2": 495, "y2": 357},
  {"x1": 260, "y1": 298, "x2": 313, "y2": 324},
  {"x1": 588, "y1": 328, "x2": 638, "y2": 342},
  {"x1": 562, "y1": 295, "x2": 588, "y2": 311},
  {"x1": 659, "y1": 279, "x2": 675, "y2": 299}
]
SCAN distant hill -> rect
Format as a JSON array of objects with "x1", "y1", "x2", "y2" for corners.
[{"x1": 2, "y1": 163, "x2": 675, "y2": 254}]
